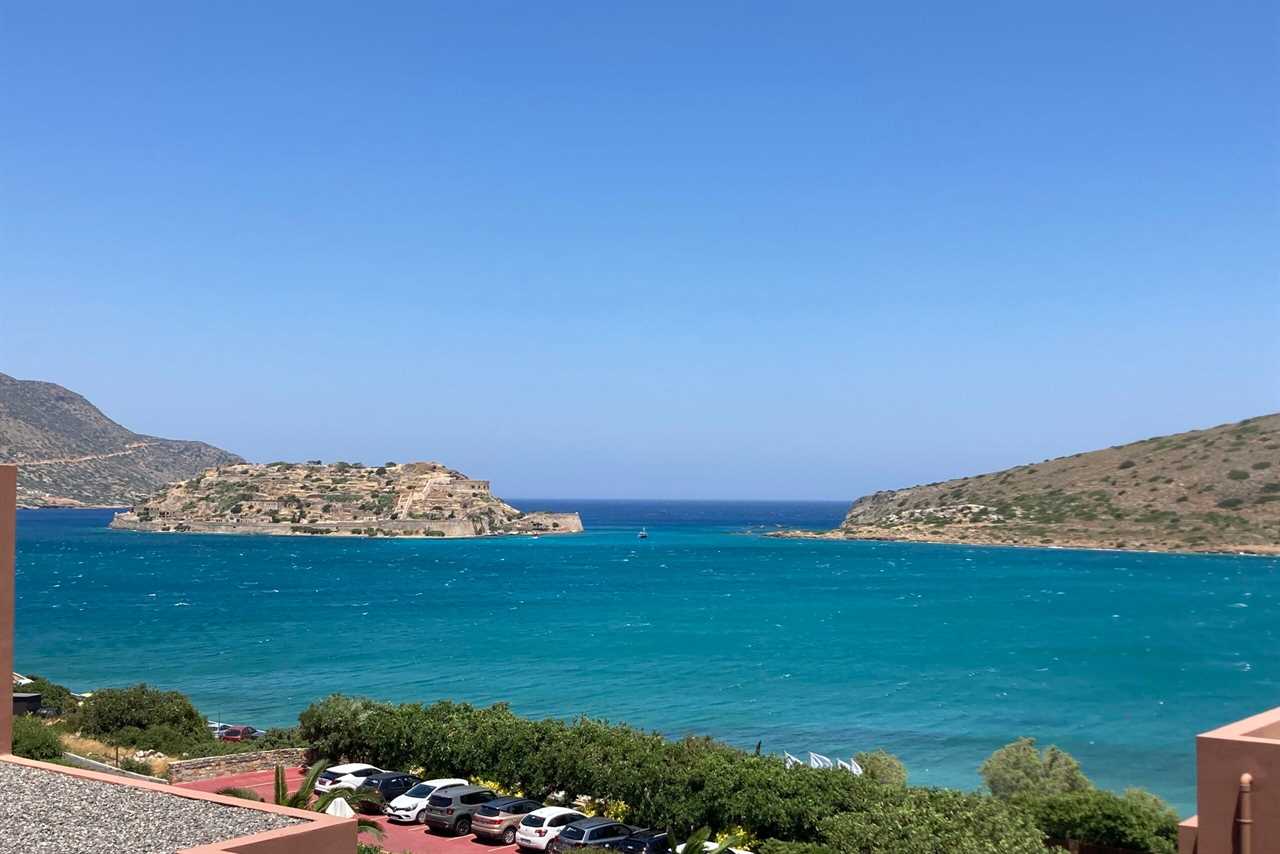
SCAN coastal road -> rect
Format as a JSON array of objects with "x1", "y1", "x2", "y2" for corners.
[{"x1": 177, "y1": 769, "x2": 520, "y2": 854}]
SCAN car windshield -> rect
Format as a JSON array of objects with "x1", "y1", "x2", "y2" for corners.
[
  {"x1": 404, "y1": 783, "x2": 435, "y2": 798},
  {"x1": 319, "y1": 771, "x2": 342, "y2": 780},
  {"x1": 521, "y1": 814, "x2": 546, "y2": 828},
  {"x1": 428, "y1": 794, "x2": 453, "y2": 807},
  {"x1": 562, "y1": 826, "x2": 586, "y2": 841}
]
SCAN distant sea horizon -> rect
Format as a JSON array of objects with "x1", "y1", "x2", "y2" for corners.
[{"x1": 16, "y1": 501, "x2": 1280, "y2": 814}]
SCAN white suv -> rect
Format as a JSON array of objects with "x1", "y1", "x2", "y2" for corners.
[
  {"x1": 515, "y1": 806, "x2": 587, "y2": 851},
  {"x1": 314, "y1": 763, "x2": 383, "y2": 794}
]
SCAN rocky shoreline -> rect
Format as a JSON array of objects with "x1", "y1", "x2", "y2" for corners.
[{"x1": 766, "y1": 526, "x2": 1280, "y2": 556}]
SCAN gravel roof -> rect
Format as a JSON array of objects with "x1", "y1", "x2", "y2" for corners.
[{"x1": 0, "y1": 760, "x2": 302, "y2": 854}]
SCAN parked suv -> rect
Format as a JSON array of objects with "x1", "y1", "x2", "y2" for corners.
[
  {"x1": 422, "y1": 784, "x2": 498, "y2": 835},
  {"x1": 385, "y1": 778, "x2": 468, "y2": 824},
  {"x1": 515, "y1": 806, "x2": 587, "y2": 851},
  {"x1": 357, "y1": 772, "x2": 421, "y2": 808},
  {"x1": 617, "y1": 830, "x2": 670, "y2": 854},
  {"x1": 472, "y1": 797, "x2": 544, "y2": 845},
  {"x1": 551, "y1": 817, "x2": 637, "y2": 852}
]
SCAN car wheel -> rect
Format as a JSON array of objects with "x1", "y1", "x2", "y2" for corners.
[
  {"x1": 503, "y1": 827, "x2": 517, "y2": 845},
  {"x1": 455, "y1": 816, "x2": 472, "y2": 836},
  {"x1": 416, "y1": 809, "x2": 428, "y2": 824}
]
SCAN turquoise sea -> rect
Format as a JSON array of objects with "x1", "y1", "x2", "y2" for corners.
[{"x1": 14, "y1": 503, "x2": 1280, "y2": 812}]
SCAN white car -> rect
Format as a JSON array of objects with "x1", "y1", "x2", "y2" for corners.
[
  {"x1": 515, "y1": 806, "x2": 587, "y2": 851},
  {"x1": 384, "y1": 777, "x2": 468, "y2": 824},
  {"x1": 314, "y1": 763, "x2": 383, "y2": 794}
]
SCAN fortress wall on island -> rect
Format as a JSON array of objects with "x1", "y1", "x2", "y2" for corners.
[{"x1": 110, "y1": 511, "x2": 584, "y2": 538}]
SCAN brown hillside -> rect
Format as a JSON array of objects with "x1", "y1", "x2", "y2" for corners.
[
  {"x1": 0, "y1": 372, "x2": 243, "y2": 507},
  {"x1": 800, "y1": 414, "x2": 1280, "y2": 554}
]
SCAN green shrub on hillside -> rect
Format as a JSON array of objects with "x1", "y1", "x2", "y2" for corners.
[
  {"x1": 853, "y1": 750, "x2": 907, "y2": 787},
  {"x1": 12, "y1": 715, "x2": 62, "y2": 761},
  {"x1": 1012, "y1": 788, "x2": 1177, "y2": 854},
  {"x1": 79, "y1": 683, "x2": 208, "y2": 747},
  {"x1": 818, "y1": 789, "x2": 1045, "y2": 854}
]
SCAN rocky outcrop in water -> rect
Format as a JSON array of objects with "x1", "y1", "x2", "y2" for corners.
[{"x1": 110, "y1": 460, "x2": 583, "y2": 538}]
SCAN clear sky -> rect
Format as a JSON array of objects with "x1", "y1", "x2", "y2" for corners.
[{"x1": 2, "y1": 2, "x2": 1277, "y2": 500}]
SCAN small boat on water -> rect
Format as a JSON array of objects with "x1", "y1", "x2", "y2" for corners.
[{"x1": 638, "y1": 527, "x2": 648, "y2": 539}]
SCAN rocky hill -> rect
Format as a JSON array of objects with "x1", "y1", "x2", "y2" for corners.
[
  {"x1": 110, "y1": 460, "x2": 583, "y2": 538},
  {"x1": 0, "y1": 372, "x2": 243, "y2": 507},
  {"x1": 780, "y1": 414, "x2": 1280, "y2": 554}
]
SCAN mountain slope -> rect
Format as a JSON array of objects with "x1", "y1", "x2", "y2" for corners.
[
  {"x1": 0, "y1": 372, "x2": 243, "y2": 507},
  {"x1": 790, "y1": 414, "x2": 1280, "y2": 554}
]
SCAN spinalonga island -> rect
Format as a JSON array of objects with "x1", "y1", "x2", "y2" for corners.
[{"x1": 110, "y1": 460, "x2": 583, "y2": 538}]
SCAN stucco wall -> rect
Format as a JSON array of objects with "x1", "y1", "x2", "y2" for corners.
[
  {"x1": 1179, "y1": 707, "x2": 1280, "y2": 854},
  {"x1": 169, "y1": 748, "x2": 311, "y2": 783}
]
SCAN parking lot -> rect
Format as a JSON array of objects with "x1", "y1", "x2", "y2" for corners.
[{"x1": 177, "y1": 769, "x2": 522, "y2": 854}]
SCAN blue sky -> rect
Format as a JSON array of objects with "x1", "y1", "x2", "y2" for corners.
[{"x1": 2, "y1": 2, "x2": 1276, "y2": 499}]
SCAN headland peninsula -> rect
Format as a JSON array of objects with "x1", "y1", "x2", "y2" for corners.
[{"x1": 774, "y1": 413, "x2": 1280, "y2": 555}]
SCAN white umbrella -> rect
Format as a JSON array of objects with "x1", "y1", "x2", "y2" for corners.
[
  {"x1": 809, "y1": 752, "x2": 833, "y2": 769},
  {"x1": 324, "y1": 797, "x2": 355, "y2": 818}
]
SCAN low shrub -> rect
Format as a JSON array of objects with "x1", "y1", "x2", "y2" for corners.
[
  {"x1": 819, "y1": 789, "x2": 1046, "y2": 854},
  {"x1": 119, "y1": 756, "x2": 155, "y2": 775},
  {"x1": 1012, "y1": 788, "x2": 1178, "y2": 854},
  {"x1": 79, "y1": 684, "x2": 208, "y2": 746},
  {"x1": 12, "y1": 715, "x2": 62, "y2": 761}
]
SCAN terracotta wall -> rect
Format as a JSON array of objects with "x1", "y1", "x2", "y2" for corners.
[{"x1": 1178, "y1": 706, "x2": 1280, "y2": 854}]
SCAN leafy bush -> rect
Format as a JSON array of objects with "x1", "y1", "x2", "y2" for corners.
[
  {"x1": 1227, "y1": 469, "x2": 1250, "y2": 480},
  {"x1": 979, "y1": 737, "x2": 1090, "y2": 800},
  {"x1": 818, "y1": 789, "x2": 1045, "y2": 854},
  {"x1": 1216, "y1": 498, "x2": 1244, "y2": 509},
  {"x1": 853, "y1": 750, "x2": 906, "y2": 787},
  {"x1": 79, "y1": 683, "x2": 209, "y2": 749},
  {"x1": 119, "y1": 756, "x2": 155, "y2": 775},
  {"x1": 1012, "y1": 788, "x2": 1177, "y2": 854},
  {"x1": 12, "y1": 715, "x2": 62, "y2": 761}
]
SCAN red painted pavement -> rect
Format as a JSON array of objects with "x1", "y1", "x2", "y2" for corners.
[{"x1": 178, "y1": 769, "x2": 521, "y2": 854}]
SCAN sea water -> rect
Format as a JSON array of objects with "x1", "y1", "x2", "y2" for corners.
[{"x1": 15, "y1": 502, "x2": 1280, "y2": 812}]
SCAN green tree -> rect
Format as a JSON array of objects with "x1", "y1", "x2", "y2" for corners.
[
  {"x1": 853, "y1": 751, "x2": 907, "y2": 788},
  {"x1": 979, "y1": 737, "x2": 1091, "y2": 799}
]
